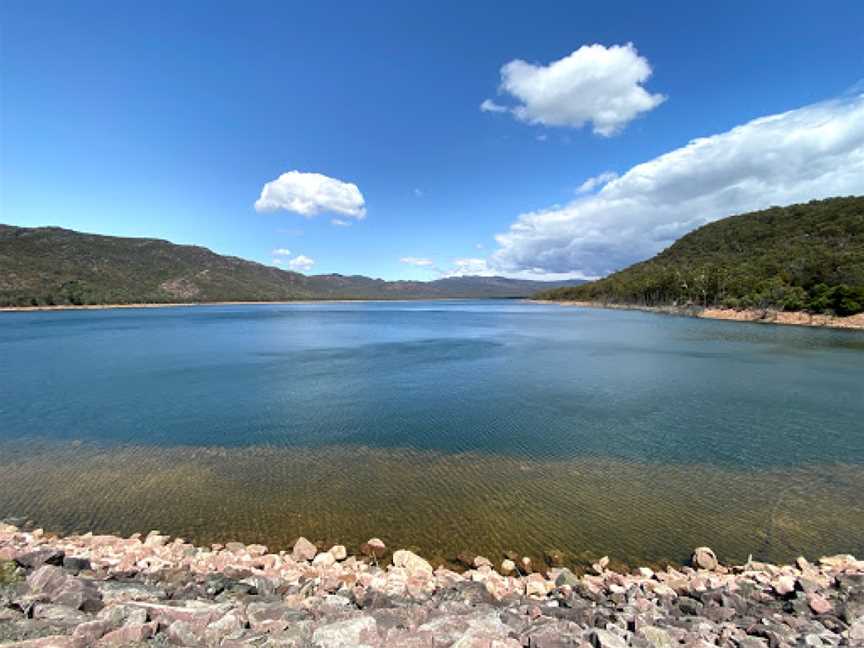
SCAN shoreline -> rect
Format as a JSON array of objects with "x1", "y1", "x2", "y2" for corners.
[
  {"x1": 0, "y1": 298, "x2": 479, "y2": 313},
  {"x1": 1, "y1": 524, "x2": 862, "y2": 647},
  {"x1": 531, "y1": 299, "x2": 864, "y2": 331}
]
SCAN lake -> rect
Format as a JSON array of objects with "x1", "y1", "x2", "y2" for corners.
[{"x1": 1, "y1": 300, "x2": 863, "y2": 569}]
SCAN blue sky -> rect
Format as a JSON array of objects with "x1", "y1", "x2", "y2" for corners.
[{"x1": 2, "y1": 1, "x2": 863, "y2": 280}]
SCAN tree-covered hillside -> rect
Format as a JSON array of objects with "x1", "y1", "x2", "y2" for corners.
[
  {"x1": 0, "y1": 225, "x2": 573, "y2": 306},
  {"x1": 536, "y1": 196, "x2": 864, "y2": 316}
]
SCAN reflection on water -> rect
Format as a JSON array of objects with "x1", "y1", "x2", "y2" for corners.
[
  {"x1": 1, "y1": 301, "x2": 863, "y2": 567},
  {"x1": 1, "y1": 440, "x2": 862, "y2": 568}
]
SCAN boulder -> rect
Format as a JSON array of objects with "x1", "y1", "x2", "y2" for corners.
[
  {"x1": 96, "y1": 621, "x2": 156, "y2": 647},
  {"x1": 311, "y1": 615, "x2": 378, "y2": 647},
  {"x1": 500, "y1": 559, "x2": 516, "y2": 576},
  {"x1": 592, "y1": 628, "x2": 627, "y2": 648},
  {"x1": 360, "y1": 538, "x2": 387, "y2": 559},
  {"x1": 690, "y1": 546, "x2": 718, "y2": 571},
  {"x1": 806, "y1": 592, "x2": 832, "y2": 614},
  {"x1": 329, "y1": 545, "x2": 348, "y2": 561},
  {"x1": 313, "y1": 551, "x2": 336, "y2": 568},
  {"x1": 554, "y1": 568, "x2": 579, "y2": 589},
  {"x1": 292, "y1": 537, "x2": 317, "y2": 562},
  {"x1": 473, "y1": 555, "x2": 492, "y2": 569},
  {"x1": 392, "y1": 550, "x2": 433, "y2": 578}
]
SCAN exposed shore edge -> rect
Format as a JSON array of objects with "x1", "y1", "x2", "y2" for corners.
[
  {"x1": 1, "y1": 524, "x2": 862, "y2": 646},
  {"x1": 530, "y1": 300, "x2": 864, "y2": 331},
  {"x1": 0, "y1": 299, "x2": 471, "y2": 313}
]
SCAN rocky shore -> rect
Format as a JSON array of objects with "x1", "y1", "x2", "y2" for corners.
[
  {"x1": 534, "y1": 301, "x2": 864, "y2": 331},
  {"x1": 1, "y1": 524, "x2": 862, "y2": 647}
]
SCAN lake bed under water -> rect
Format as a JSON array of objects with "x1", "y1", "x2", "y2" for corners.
[{"x1": 2, "y1": 301, "x2": 863, "y2": 568}]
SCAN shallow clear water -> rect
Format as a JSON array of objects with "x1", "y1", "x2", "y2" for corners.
[{"x1": 1, "y1": 301, "x2": 863, "y2": 567}]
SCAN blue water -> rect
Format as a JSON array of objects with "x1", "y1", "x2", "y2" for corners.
[
  {"x1": 3, "y1": 301, "x2": 863, "y2": 465},
  {"x1": 1, "y1": 301, "x2": 863, "y2": 564}
]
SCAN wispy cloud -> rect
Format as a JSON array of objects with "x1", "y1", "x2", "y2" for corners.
[
  {"x1": 272, "y1": 248, "x2": 292, "y2": 256},
  {"x1": 400, "y1": 256, "x2": 434, "y2": 267},
  {"x1": 490, "y1": 94, "x2": 864, "y2": 277}
]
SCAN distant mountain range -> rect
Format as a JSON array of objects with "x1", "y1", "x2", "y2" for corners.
[
  {"x1": 0, "y1": 225, "x2": 581, "y2": 306},
  {"x1": 536, "y1": 196, "x2": 864, "y2": 316}
]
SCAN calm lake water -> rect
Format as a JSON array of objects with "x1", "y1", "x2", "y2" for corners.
[{"x1": 2, "y1": 301, "x2": 863, "y2": 568}]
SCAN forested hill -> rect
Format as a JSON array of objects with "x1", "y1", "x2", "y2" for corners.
[
  {"x1": 0, "y1": 225, "x2": 574, "y2": 306},
  {"x1": 536, "y1": 196, "x2": 864, "y2": 316}
]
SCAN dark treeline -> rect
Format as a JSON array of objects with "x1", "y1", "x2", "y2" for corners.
[{"x1": 536, "y1": 196, "x2": 864, "y2": 316}]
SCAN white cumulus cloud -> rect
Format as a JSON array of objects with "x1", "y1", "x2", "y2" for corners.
[
  {"x1": 288, "y1": 255, "x2": 315, "y2": 272},
  {"x1": 482, "y1": 43, "x2": 665, "y2": 136},
  {"x1": 272, "y1": 248, "x2": 292, "y2": 256},
  {"x1": 490, "y1": 94, "x2": 864, "y2": 278},
  {"x1": 255, "y1": 171, "x2": 366, "y2": 219},
  {"x1": 400, "y1": 257, "x2": 434, "y2": 267}
]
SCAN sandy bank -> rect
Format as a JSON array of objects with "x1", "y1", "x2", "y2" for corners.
[{"x1": 532, "y1": 300, "x2": 864, "y2": 331}]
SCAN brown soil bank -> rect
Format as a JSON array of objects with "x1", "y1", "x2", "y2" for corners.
[{"x1": 1, "y1": 524, "x2": 863, "y2": 646}]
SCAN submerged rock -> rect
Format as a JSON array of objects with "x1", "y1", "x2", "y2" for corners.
[{"x1": 360, "y1": 537, "x2": 386, "y2": 559}]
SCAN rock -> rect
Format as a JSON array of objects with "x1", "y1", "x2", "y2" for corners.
[
  {"x1": 247, "y1": 601, "x2": 305, "y2": 633},
  {"x1": 61, "y1": 556, "x2": 92, "y2": 573},
  {"x1": 329, "y1": 545, "x2": 348, "y2": 561},
  {"x1": 473, "y1": 555, "x2": 492, "y2": 568},
  {"x1": 26, "y1": 564, "x2": 67, "y2": 595},
  {"x1": 554, "y1": 568, "x2": 579, "y2": 589},
  {"x1": 806, "y1": 592, "x2": 832, "y2": 614},
  {"x1": 521, "y1": 556, "x2": 533, "y2": 574},
  {"x1": 99, "y1": 580, "x2": 166, "y2": 605},
  {"x1": 15, "y1": 549, "x2": 65, "y2": 569},
  {"x1": 591, "y1": 628, "x2": 627, "y2": 648},
  {"x1": 32, "y1": 603, "x2": 90, "y2": 626},
  {"x1": 313, "y1": 551, "x2": 336, "y2": 568},
  {"x1": 311, "y1": 615, "x2": 378, "y2": 647},
  {"x1": 96, "y1": 621, "x2": 157, "y2": 647},
  {"x1": 849, "y1": 619, "x2": 864, "y2": 642},
  {"x1": 360, "y1": 538, "x2": 387, "y2": 559},
  {"x1": 292, "y1": 536, "x2": 317, "y2": 561},
  {"x1": 690, "y1": 546, "x2": 718, "y2": 571},
  {"x1": 71, "y1": 619, "x2": 112, "y2": 644},
  {"x1": 52, "y1": 577, "x2": 102, "y2": 612},
  {"x1": 456, "y1": 551, "x2": 476, "y2": 568},
  {"x1": 544, "y1": 548, "x2": 566, "y2": 567},
  {"x1": 592, "y1": 555, "x2": 610, "y2": 574},
  {"x1": 772, "y1": 574, "x2": 796, "y2": 596},
  {"x1": 500, "y1": 559, "x2": 516, "y2": 576},
  {"x1": 639, "y1": 626, "x2": 674, "y2": 648},
  {"x1": 525, "y1": 573, "x2": 547, "y2": 597},
  {"x1": 393, "y1": 550, "x2": 433, "y2": 578}
]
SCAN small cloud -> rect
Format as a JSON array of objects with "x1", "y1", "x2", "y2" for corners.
[
  {"x1": 441, "y1": 258, "x2": 494, "y2": 277},
  {"x1": 576, "y1": 171, "x2": 618, "y2": 194},
  {"x1": 331, "y1": 218, "x2": 353, "y2": 227},
  {"x1": 536, "y1": 134, "x2": 548, "y2": 142},
  {"x1": 483, "y1": 43, "x2": 665, "y2": 136},
  {"x1": 255, "y1": 170, "x2": 366, "y2": 219},
  {"x1": 414, "y1": 188, "x2": 424, "y2": 198},
  {"x1": 400, "y1": 256, "x2": 434, "y2": 267},
  {"x1": 288, "y1": 255, "x2": 315, "y2": 272},
  {"x1": 475, "y1": 243, "x2": 485, "y2": 250},
  {"x1": 480, "y1": 99, "x2": 508, "y2": 114},
  {"x1": 272, "y1": 248, "x2": 292, "y2": 256}
]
